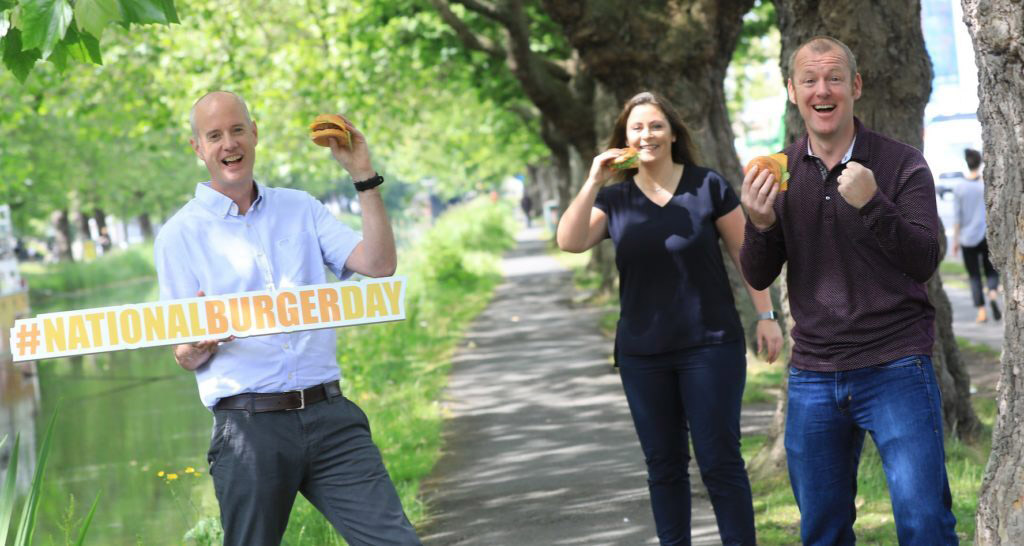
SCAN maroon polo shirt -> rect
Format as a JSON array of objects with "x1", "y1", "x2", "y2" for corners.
[{"x1": 740, "y1": 118, "x2": 940, "y2": 371}]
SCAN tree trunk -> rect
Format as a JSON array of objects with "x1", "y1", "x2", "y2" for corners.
[
  {"x1": 961, "y1": 1, "x2": 1024, "y2": 542},
  {"x1": 137, "y1": 213, "x2": 153, "y2": 240},
  {"x1": 93, "y1": 208, "x2": 111, "y2": 252},
  {"x1": 760, "y1": 4, "x2": 980, "y2": 484},
  {"x1": 50, "y1": 209, "x2": 73, "y2": 262}
]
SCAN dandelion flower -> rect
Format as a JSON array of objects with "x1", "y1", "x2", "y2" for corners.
[
  {"x1": 167, "y1": 473, "x2": 179, "y2": 480},
  {"x1": 157, "y1": 471, "x2": 165, "y2": 477},
  {"x1": 185, "y1": 467, "x2": 195, "y2": 474},
  {"x1": 194, "y1": 472, "x2": 203, "y2": 477}
]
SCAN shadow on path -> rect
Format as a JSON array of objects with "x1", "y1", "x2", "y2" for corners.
[{"x1": 417, "y1": 230, "x2": 742, "y2": 545}]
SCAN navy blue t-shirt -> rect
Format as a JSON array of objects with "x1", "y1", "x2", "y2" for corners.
[{"x1": 594, "y1": 165, "x2": 744, "y2": 356}]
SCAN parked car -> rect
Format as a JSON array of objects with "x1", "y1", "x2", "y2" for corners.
[{"x1": 922, "y1": 112, "x2": 983, "y2": 198}]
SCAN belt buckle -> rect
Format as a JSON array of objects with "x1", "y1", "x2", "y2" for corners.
[{"x1": 286, "y1": 389, "x2": 305, "y2": 411}]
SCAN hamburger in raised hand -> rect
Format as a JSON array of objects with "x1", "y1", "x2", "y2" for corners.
[
  {"x1": 610, "y1": 146, "x2": 639, "y2": 170},
  {"x1": 745, "y1": 153, "x2": 789, "y2": 191},
  {"x1": 309, "y1": 114, "x2": 352, "y2": 148}
]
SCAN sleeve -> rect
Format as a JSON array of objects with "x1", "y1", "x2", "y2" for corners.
[
  {"x1": 154, "y1": 225, "x2": 199, "y2": 302},
  {"x1": 709, "y1": 170, "x2": 741, "y2": 220},
  {"x1": 739, "y1": 220, "x2": 787, "y2": 290},
  {"x1": 858, "y1": 156, "x2": 941, "y2": 283},
  {"x1": 951, "y1": 184, "x2": 963, "y2": 229},
  {"x1": 308, "y1": 193, "x2": 362, "y2": 281},
  {"x1": 593, "y1": 185, "x2": 611, "y2": 214}
]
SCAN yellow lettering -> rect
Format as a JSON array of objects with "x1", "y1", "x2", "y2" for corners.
[
  {"x1": 67, "y1": 315, "x2": 90, "y2": 350},
  {"x1": 382, "y1": 280, "x2": 403, "y2": 316},
  {"x1": 188, "y1": 302, "x2": 207, "y2": 337},
  {"x1": 43, "y1": 316, "x2": 66, "y2": 353},
  {"x1": 317, "y1": 287, "x2": 341, "y2": 323},
  {"x1": 84, "y1": 313, "x2": 105, "y2": 347},
  {"x1": 340, "y1": 285, "x2": 364, "y2": 319},
  {"x1": 365, "y1": 284, "x2": 388, "y2": 318},
  {"x1": 277, "y1": 292, "x2": 299, "y2": 327},
  {"x1": 205, "y1": 300, "x2": 229, "y2": 335},
  {"x1": 120, "y1": 309, "x2": 142, "y2": 344},
  {"x1": 298, "y1": 290, "x2": 318, "y2": 325},
  {"x1": 253, "y1": 295, "x2": 276, "y2": 330},
  {"x1": 143, "y1": 306, "x2": 167, "y2": 342},
  {"x1": 106, "y1": 311, "x2": 119, "y2": 345},
  {"x1": 167, "y1": 305, "x2": 190, "y2": 339},
  {"x1": 229, "y1": 296, "x2": 252, "y2": 332}
]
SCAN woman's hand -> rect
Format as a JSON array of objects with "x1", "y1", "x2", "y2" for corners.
[
  {"x1": 586, "y1": 148, "x2": 628, "y2": 189},
  {"x1": 755, "y1": 319, "x2": 784, "y2": 364}
]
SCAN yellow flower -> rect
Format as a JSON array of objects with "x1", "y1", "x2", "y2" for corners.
[
  {"x1": 157, "y1": 471, "x2": 165, "y2": 477},
  {"x1": 185, "y1": 467, "x2": 195, "y2": 474},
  {"x1": 167, "y1": 473, "x2": 179, "y2": 480},
  {"x1": 194, "y1": 472, "x2": 203, "y2": 477}
]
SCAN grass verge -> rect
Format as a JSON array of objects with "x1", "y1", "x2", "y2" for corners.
[{"x1": 19, "y1": 244, "x2": 155, "y2": 300}]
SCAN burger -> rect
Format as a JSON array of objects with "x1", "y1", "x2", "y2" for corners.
[
  {"x1": 309, "y1": 114, "x2": 352, "y2": 148},
  {"x1": 610, "y1": 146, "x2": 639, "y2": 170},
  {"x1": 744, "y1": 153, "x2": 789, "y2": 191}
]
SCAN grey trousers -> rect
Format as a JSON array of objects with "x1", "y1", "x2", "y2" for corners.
[{"x1": 208, "y1": 393, "x2": 421, "y2": 546}]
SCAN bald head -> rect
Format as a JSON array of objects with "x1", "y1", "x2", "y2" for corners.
[
  {"x1": 190, "y1": 91, "x2": 253, "y2": 139},
  {"x1": 788, "y1": 36, "x2": 858, "y2": 81}
]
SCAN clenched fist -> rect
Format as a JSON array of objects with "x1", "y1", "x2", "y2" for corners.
[{"x1": 837, "y1": 161, "x2": 878, "y2": 209}]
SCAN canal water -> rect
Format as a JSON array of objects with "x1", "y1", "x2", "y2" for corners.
[{"x1": 28, "y1": 279, "x2": 216, "y2": 544}]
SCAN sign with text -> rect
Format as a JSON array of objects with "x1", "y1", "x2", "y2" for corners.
[{"x1": 9, "y1": 277, "x2": 406, "y2": 362}]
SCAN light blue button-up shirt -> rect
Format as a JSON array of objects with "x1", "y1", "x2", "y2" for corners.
[{"x1": 154, "y1": 182, "x2": 361, "y2": 408}]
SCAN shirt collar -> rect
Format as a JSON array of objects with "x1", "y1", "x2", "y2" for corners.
[
  {"x1": 802, "y1": 116, "x2": 869, "y2": 165},
  {"x1": 194, "y1": 181, "x2": 265, "y2": 218}
]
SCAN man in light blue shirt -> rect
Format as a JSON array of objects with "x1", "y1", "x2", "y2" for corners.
[{"x1": 154, "y1": 91, "x2": 420, "y2": 545}]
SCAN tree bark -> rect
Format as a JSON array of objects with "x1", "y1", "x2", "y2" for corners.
[
  {"x1": 961, "y1": 1, "x2": 1024, "y2": 542},
  {"x1": 93, "y1": 208, "x2": 111, "y2": 252},
  {"x1": 49, "y1": 209, "x2": 73, "y2": 262},
  {"x1": 137, "y1": 213, "x2": 153, "y2": 240},
  {"x1": 761, "y1": 3, "x2": 981, "y2": 481}
]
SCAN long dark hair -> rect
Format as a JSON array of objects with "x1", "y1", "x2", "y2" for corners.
[{"x1": 607, "y1": 91, "x2": 700, "y2": 175}]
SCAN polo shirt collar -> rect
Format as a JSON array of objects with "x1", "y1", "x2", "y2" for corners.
[
  {"x1": 194, "y1": 181, "x2": 265, "y2": 218},
  {"x1": 800, "y1": 116, "x2": 871, "y2": 166}
]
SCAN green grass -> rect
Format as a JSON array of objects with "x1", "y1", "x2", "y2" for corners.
[
  {"x1": 19, "y1": 244, "x2": 156, "y2": 300},
  {"x1": 279, "y1": 198, "x2": 517, "y2": 544},
  {"x1": 940, "y1": 259, "x2": 969, "y2": 278}
]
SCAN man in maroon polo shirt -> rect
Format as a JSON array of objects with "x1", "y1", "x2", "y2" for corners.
[{"x1": 739, "y1": 36, "x2": 958, "y2": 545}]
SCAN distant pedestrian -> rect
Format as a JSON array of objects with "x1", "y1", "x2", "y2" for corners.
[
  {"x1": 952, "y1": 148, "x2": 1000, "y2": 322},
  {"x1": 520, "y1": 192, "x2": 533, "y2": 228},
  {"x1": 558, "y1": 90, "x2": 782, "y2": 546}
]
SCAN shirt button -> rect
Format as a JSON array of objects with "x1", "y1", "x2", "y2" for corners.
[
  {"x1": 283, "y1": 343, "x2": 290, "y2": 349},
  {"x1": 825, "y1": 196, "x2": 831, "y2": 200}
]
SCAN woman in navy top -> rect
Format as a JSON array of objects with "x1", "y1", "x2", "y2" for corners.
[{"x1": 557, "y1": 91, "x2": 782, "y2": 545}]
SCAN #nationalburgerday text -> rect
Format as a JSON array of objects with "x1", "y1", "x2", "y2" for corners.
[{"x1": 9, "y1": 277, "x2": 406, "y2": 362}]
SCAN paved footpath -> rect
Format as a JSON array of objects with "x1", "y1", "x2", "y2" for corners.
[
  {"x1": 417, "y1": 229, "x2": 1001, "y2": 545},
  {"x1": 418, "y1": 229, "x2": 770, "y2": 545}
]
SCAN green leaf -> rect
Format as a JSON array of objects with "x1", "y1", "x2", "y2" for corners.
[
  {"x1": 19, "y1": 0, "x2": 73, "y2": 59},
  {"x1": 73, "y1": 490, "x2": 101, "y2": 545},
  {"x1": 73, "y1": 0, "x2": 121, "y2": 38},
  {"x1": 49, "y1": 39, "x2": 68, "y2": 70},
  {"x1": 118, "y1": 0, "x2": 169, "y2": 24},
  {"x1": 0, "y1": 434, "x2": 20, "y2": 543},
  {"x1": 62, "y1": 25, "x2": 102, "y2": 64},
  {"x1": 0, "y1": 0, "x2": 15, "y2": 11},
  {"x1": 158, "y1": 0, "x2": 178, "y2": 24},
  {"x1": 13, "y1": 406, "x2": 59, "y2": 546},
  {"x1": 1, "y1": 28, "x2": 42, "y2": 82}
]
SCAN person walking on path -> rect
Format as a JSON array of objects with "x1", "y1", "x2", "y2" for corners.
[
  {"x1": 951, "y1": 148, "x2": 1001, "y2": 323},
  {"x1": 154, "y1": 91, "x2": 420, "y2": 546},
  {"x1": 740, "y1": 36, "x2": 958, "y2": 545},
  {"x1": 557, "y1": 91, "x2": 782, "y2": 546}
]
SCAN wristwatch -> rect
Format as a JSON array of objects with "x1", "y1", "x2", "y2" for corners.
[
  {"x1": 756, "y1": 310, "x2": 778, "y2": 321},
  {"x1": 353, "y1": 173, "x2": 384, "y2": 192}
]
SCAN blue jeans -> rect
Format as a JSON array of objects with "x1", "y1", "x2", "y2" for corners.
[
  {"x1": 785, "y1": 355, "x2": 958, "y2": 545},
  {"x1": 619, "y1": 341, "x2": 755, "y2": 546}
]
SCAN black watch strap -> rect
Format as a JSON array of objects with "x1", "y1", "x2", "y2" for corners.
[{"x1": 353, "y1": 173, "x2": 384, "y2": 192}]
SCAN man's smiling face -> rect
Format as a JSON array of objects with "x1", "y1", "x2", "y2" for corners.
[
  {"x1": 787, "y1": 43, "x2": 862, "y2": 144},
  {"x1": 190, "y1": 92, "x2": 258, "y2": 192}
]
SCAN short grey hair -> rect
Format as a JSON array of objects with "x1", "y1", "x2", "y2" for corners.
[
  {"x1": 787, "y1": 36, "x2": 858, "y2": 81},
  {"x1": 189, "y1": 91, "x2": 253, "y2": 139}
]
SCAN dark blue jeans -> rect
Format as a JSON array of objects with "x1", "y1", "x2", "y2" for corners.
[
  {"x1": 785, "y1": 355, "x2": 958, "y2": 545},
  {"x1": 619, "y1": 341, "x2": 755, "y2": 546}
]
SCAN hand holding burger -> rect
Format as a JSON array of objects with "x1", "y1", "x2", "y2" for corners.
[
  {"x1": 310, "y1": 114, "x2": 375, "y2": 182},
  {"x1": 741, "y1": 152, "x2": 788, "y2": 231},
  {"x1": 310, "y1": 114, "x2": 352, "y2": 149},
  {"x1": 744, "y1": 153, "x2": 788, "y2": 191}
]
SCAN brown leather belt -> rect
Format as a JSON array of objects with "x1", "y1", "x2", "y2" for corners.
[{"x1": 214, "y1": 380, "x2": 342, "y2": 413}]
